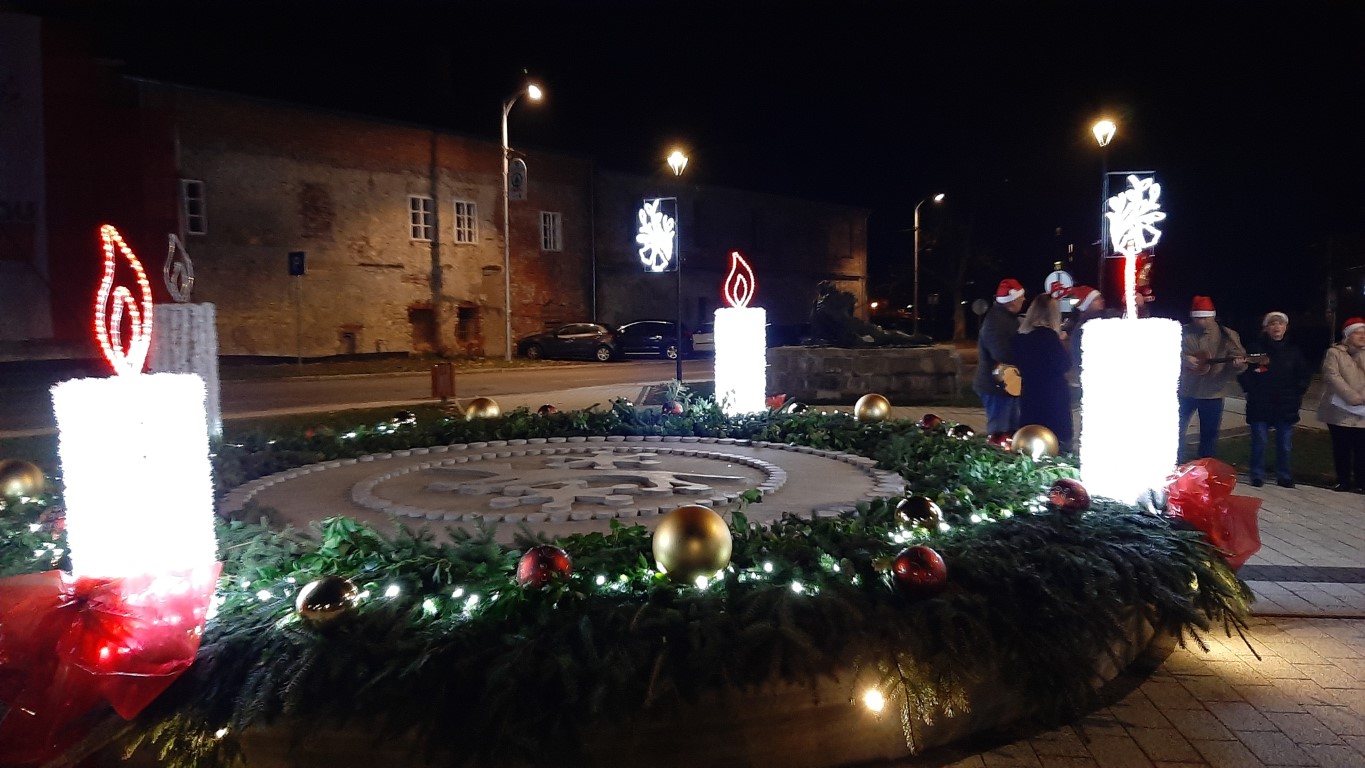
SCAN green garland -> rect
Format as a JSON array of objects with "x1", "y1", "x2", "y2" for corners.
[{"x1": 0, "y1": 396, "x2": 1253, "y2": 767}]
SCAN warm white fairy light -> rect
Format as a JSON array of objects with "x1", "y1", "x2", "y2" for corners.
[
  {"x1": 762, "y1": 561, "x2": 774, "y2": 573},
  {"x1": 862, "y1": 689, "x2": 886, "y2": 713},
  {"x1": 714, "y1": 252, "x2": 767, "y2": 416},
  {"x1": 1080, "y1": 317, "x2": 1181, "y2": 503},
  {"x1": 422, "y1": 598, "x2": 438, "y2": 615},
  {"x1": 385, "y1": 584, "x2": 401, "y2": 598},
  {"x1": 694, "y1": 574, "x2": 710, "y2": 589},
  {"x1": 595, "y1": 574, "x2": 607, "y2": 586}
]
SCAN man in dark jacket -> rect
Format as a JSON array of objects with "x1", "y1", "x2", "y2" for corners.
[
  {"x1": 1238, "y1": 311, "x2": 1311, "y2": 487},
  {"x1": 973, "y1": 278, "x2": 1026, "y2": 433}
]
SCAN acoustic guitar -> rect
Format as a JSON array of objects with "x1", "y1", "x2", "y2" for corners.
[
  {"x1": 992, "y1": 364, "x2": 1022, "y2": 396},
  {"x1": 1185, "y1": 352, "x2": 1268, "y2": 375}
]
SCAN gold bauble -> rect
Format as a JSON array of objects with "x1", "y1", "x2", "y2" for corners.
[
  {"x1": 295, "y1": 575, "x2": 359, "y2": 625},
  {"x1": 894, "y1": 496, "x2": 944, "y2": 531},
  {"x1": 464, "y1": 397, "x2": 501, "y2": 420},
  {"x1": 652, "y1": 504, "x2": 733, "y2": 583},
  {"x1": 1011, "y1": 424, "x2": 1059, "y2": 459},
  {"x1": 854, "y1": 393, "x2": 891, "y2": 423},
  {"x1": 0, "y1": 459, "x2": 46, "y2": 499}
]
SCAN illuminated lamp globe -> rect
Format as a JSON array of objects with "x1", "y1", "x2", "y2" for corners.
[
  {"x1": 1048, "y1": 478, "x2": 1092, "y2": 512},
  {"x1": 1011, "y1": 424, "x2": 1059, "y2": 460},
  {"x1": 652, "y1": 504, "x2": 733, "y2": 583},
  {"x1": 464, "y1": 397, "x2": 501, "y2": 420},
  {"x1": 894, "y1": 496, "x2": 943, "y2": 531},
  {"x1": 295, "y1": 575, "x2": 359, "y2": 626},
  {"x1": 0, "y1": 459, "x2": 46, "y2": 499},
  {"x1": 854, "y1": 393, "x2": 891, "y2": 423}
]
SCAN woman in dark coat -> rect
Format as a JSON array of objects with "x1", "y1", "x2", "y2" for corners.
[
  {"x1": 1013, "y1": 295, "x2": 1074, "y2": 452},
  {"x1": 1238, "y1": 311, "x2": 1311, "y2": 487}
]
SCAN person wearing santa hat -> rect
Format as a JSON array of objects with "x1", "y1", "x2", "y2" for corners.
[
  {"x1": 1178, "y1": 295, "x2": 1248, "y2": 462},
  {"x1": 1237, "y1": 311, "x2": 1310, "y2": 487},
  {"x1": 1317, "y1": 317, "x2": 1365, "y2": 493},
  {"x1": 973, "y1": 278, "x2": 1027, "y2": 433},
  {"x1": 1066, "y1": 285, "x2": 1116, "y2": 373}
]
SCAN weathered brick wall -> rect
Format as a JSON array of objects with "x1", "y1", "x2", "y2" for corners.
[
  {"x1": 767, "y1": 345, "x2": 962, "y2": 402},
  {"x1": 152, "y1": 86, "x2": 591, "y2": 357}
]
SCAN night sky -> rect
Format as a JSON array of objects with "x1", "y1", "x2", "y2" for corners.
[{"x1": 22, "y1": 0, "x2": 1365, "y2": 332}]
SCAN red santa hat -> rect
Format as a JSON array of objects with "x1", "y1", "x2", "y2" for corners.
[
  {"x1": 1069, "y1": 285, "x2": 1101, "y2": 313},
  {"x1": 1190, "y1": 295, "x2": 1216, "y2": 318},
  {"x1": 995, "y1": 278, "x2": 1025, "y2": 304},
  {"x1": 1343, "y1": 317, "x2": 1365, "y2": 337}
]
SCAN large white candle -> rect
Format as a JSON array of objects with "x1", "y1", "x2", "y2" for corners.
[{"x1": 713, "y1": 252, "x2": 767, "y2": 416}]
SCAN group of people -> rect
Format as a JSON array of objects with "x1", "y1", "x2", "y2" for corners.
[{"x1": 972, "y1": 277, "x2": 1365, "y2": 493}]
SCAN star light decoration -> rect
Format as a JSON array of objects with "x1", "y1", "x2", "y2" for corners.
[
  {"x1": 636, "y1": 198, "x2": 677, "y2": 272},
  {"x1": 1106, "y1": 174, "x2": 1166, "y2": 319}
]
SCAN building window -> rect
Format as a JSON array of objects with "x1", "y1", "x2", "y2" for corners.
[
  {"x1": 540, "y1": 211, "x2": 562, "y2": 252},
  {"x1": 180, "y1": 179, "x2": 207, "y2": 235},
  {"x1": 409, "y1": 195, "x2": 434, "y2": 241},
  {"x1": 453, "y1": 199, "x2": 477, "y2": 244}
]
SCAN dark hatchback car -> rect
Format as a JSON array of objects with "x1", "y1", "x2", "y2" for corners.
[
  {"x1": 615, "y1": 320, "x2": 693, "y2": 360},
  {"x1": 516, "y1": 323, "x2": 617, "y2": 362}
]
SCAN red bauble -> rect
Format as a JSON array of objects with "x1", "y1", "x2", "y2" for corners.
[
  {"x1": 662, "y1": 400, "x2": 684, "y2": 416},
  {"x1": 917, "y1": 413, "x2": 943, "y2": 430},
  {"x1": 892, "y1": 545, "x2": 948, "y2": 598},
  {"x1": 537, "y1": 404, "x2": 558, "y2": 415},
  {"x1": 987, "y1": 431, "x2": 1014, "y2": 450},
  {"x1": 516, "y1": 545, "x2": 573, "y2": 587},
  {"x1": 1048, "y1": 478, "x2": 1091, "y2": 512}
]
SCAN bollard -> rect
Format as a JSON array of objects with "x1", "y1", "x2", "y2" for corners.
[{"x1": 431, "y1": 363, "x2": 455, "y2": 403}]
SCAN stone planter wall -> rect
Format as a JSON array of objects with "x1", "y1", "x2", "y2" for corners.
[{"x1": 767, "y1": 345, "x2": 963, "y2": 403}]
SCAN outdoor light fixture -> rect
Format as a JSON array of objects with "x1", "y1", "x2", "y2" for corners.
[
  {"x1": 1092, "y1": 118, "x2": 1116, "y2": 296},
  {"x1": 501, "y1": 82, "x2": 543, "y2": 361},
  {"x1": 1092, "y1": 119, "x2": 1116, "y2": 147},
  {"x1": 1080, "y1": 174, "x2": 1179, "y2": 504},
  {"x1": 667, "y1": 150, "x2": 688, "y2": 176},
  {"x1": 714, "y1": 251, "x2": 766, "y2": 416}
]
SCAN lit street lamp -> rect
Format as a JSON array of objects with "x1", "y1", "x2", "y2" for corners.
[
  {"x1": 668, "y1": 149, "x2": 688, "y2": 383},
  {"x1": 912, "y1": 193, "x2": 945, "y2": 338},
  {"x1": 1092, "y1": 118, "x2": 1116, "y2": 298},
  {"x1": 501, "y1": 82, "x2": 543, "y2": 361}
]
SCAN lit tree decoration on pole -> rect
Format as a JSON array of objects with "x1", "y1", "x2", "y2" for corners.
[
  {"x1": 714, "y1": 252, "x2": 766, "y2": 415},
  {"x1": 1080, "y1": 174, "x2": 1180, "y2": 505},
  {"x1": 636, "y1": 198, "x2": 677, "y2": 272}
]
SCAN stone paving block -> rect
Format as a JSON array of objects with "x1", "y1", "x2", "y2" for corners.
[
  {"x1": 1178, "y1": 677, "x2": 1247, "y2": 703},
  {"x1": 1264, "y1": 710, "x2": 1346, "y2": 745},
  {"x1": 1029, "y1": 727, "x2": 1090, "y2": 758},
  {"x1": 1232, "y1": 730, "x2": 1317, "y2": 765},
  {"x1": 1108, "y1": 697, "x2": 1174, "y2": 729},
  {"x1": 1189, "y1": 738, "x2": 1269, "y2": 768},
  {"x1": 1300, "y1": 742, "x2": 1365, "y2": 768},
  {"x1": 1306, "y1": 704, "x2": 1365, "y2": 737},
  {"x1": 1299, "y1": 662, "x2": 1360, "y2": 689},
  {"x1": 980, "y1": 742, "x2": 1042, "y2": 766},
  {"x1": 1141, "y1": 680, "x2": 1205, "y2": 710},
  {"x1": 1232, "y1": 684, "x2": 1309, "y2": 714},
  {"x1": 1127, "y1": 726, "x2": 1201, "y2": 762},
  {"x1": 1169, "y1": 710, "x2": 1236, "y2": 742},
  {"x1": 1206, "y1": 701, "x2": 1278, "y2": 731},
  {"x1": 1082, "y1": 734, "x2": 1155, "y2": 767},
  {"x1": 1035, "y1": 757, "x2": 1098, "y2": 767}
]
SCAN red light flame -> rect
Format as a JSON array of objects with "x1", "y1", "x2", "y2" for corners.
[
  {"x1": 94, "y1": 225, "x2": 154, "y2": 376},
  {"x1": 723, "y1": 251, "x2": 756, "y2": 308}
]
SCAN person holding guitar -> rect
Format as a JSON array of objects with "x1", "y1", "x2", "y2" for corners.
[
  {"x1": 1178, "y1": 296, "x2": 1248, "y2": 463},
  {"x1": 973, "y1": 278, "x2": 1027, "y2": 434},
  {"x1": 1237, "y1": 311, "x2": 1309, "y2": 488}
]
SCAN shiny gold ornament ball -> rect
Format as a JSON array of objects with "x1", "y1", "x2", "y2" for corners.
[
  {"x1": 464, "y1": 397, "x2": 501, "y2": 420},
  {"x1": 0, "y1": 459, "x2": 46, "y2": 499},
  {"x1": 894, "y1": 496, "x2": 944, "y2": 531},
  {"x1": 1011, "y1": 424, "x2": 1060, "y2": 459},
  {"x1": 652, "y1": 504, "x2": 733, "y2": 583},
  {"x1": 854, "y1": 393, "x2": 891, "y2": 423},
  {"x1": 295, "y1": 575, "x2": 359, "y2": 625}
]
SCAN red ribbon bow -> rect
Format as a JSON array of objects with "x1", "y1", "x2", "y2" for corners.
[
  {"x1": 0, "y1": 564, "x2": 220, "y2": 765},
  {"x1": 1165, "y1": 458, "x2": 1262, "y2": 570}
]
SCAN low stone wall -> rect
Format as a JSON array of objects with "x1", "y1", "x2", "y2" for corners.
[{"x1": 768, "y1": 345, "x2": 963, "y2": 403}]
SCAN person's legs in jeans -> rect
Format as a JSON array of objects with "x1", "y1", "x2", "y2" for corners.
[
  {"x1": 1178, "y1": 397, "x2": 1199, "y2": 462},
  {"x1": 1352, "y1": 426, "x2": 1365, "y2": 491},
  {"x1": 982, "y1": 393, "x2": 1013, "y2": 434},
  {"x1": 1248, "y1": 421, "x2": 1268, "y2": 482},
  {"x1": 1195, "y1": 398, "x2": 1224, "y2": 458},
  {"x1": 1273, "y1": 421, "x2": 1294, "y2": 484},
  {"x1": 1328, "y1": 424, "x2": 1353, "y2": 488}
]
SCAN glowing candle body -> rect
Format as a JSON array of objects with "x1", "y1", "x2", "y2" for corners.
[
  {"x1": 1079, "y1": 317, "x2": 1181, "y2": 504},
  {"x1": 715, "y1": 306, "x2": 767, "y2": 415}
]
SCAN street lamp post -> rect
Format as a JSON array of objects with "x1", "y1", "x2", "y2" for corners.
[
  {"x1": 912, "y1": 193, "x2": 945, "y2": 339},
  {"x1": 1091, "y1": 119, "x2": 1116, "y2": 299},
  {"x1": 501, "y1": 83, "x2": 543, "y2": 361},
  {"x1": 668, "y1": 150, "x2": 688, "y2": 383}
]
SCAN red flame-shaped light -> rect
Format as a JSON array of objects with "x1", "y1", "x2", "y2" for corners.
[
  {"x1": 722, "y1": 251, "x2": 756, "y2": 308},
  {"x1": 94, "y1": 225, "x2": 154, "y2": 376}
]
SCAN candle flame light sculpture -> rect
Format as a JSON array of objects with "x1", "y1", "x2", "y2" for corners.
[
  {"x1": 1080, "y1": 176, "x2": 1181, "y2": 504},
  {"x1": 0, "y1": 225, "x2": 220, "y2": 764},
  {"x1": 714, "y1": 252, "x2": 766, "y2": 415}
]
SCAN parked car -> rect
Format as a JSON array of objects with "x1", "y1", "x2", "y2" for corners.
[
  {"x1": 692, "y1": 322, "x2": 715, "y2": 354},
  {"x1": 516, "y1": 323, "x2": 617, "y2": 362},
  {"x1": 614, "y1": 320, "x2": 693, "y2": 359}
]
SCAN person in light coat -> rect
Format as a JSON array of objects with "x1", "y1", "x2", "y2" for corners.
[{"x1": 1317, "y1": 316, "x2": 1365, "y2": 493}]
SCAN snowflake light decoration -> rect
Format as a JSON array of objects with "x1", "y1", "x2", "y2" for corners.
[
  {"x1": 1106, "y1": 174, "x2": 1166, "y2": 257},
  {"x1": 636, "y1": 198, "x2": 677, "y2": 272}
]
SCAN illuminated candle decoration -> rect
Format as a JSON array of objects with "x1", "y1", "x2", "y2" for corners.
[
  {"x1": 152, "y1": 234, "x2": 223, "y2": 436},
  {"x1": 635, "y1": 198, "x2": 677, "y2": 272},
  {"x1": 1081, "y1": 174, "x2": 1177, "y2": 504},
  {"x1": 51, "y1": 225, "x2": 217, "y2": 579},
  {"x1": 714, "y1": 252, "x2": 766, "y2": 416}
]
